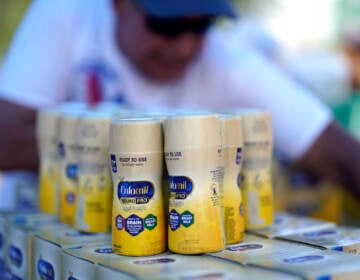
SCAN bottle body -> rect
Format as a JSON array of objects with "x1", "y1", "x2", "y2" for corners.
[
  {"x1": 111, "y1": 152, "x2": 166, "y2": 256},
  {"x1": 166, "y1": 147, "x2": 225, "y2": 254}
]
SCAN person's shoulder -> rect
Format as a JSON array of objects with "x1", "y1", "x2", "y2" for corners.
[
  {"x1": 31, "y1": 0, "x2": 77, "y2": 14},
  {"x1": 202, "y1": 27, "x2": 265, "y2": 74},
  {"x1": 30, "y1": 0, "x2": 108, "y2": 22}
]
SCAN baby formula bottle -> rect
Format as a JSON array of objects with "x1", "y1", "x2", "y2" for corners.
[
  {"x1": 36, "y1": 109, "x2": 61, "y2": 214},
  {"x1": 219, "y1": 115, "x2": 245, "y2": 244},
  {"x1": 237, "y1": 110, "x2": 274, "y2": 229},
  {"x1": 164, "y1": 114, "x2": 225, "y2": 254},
  {"x1": 75, "y1": 112, "x2": 114, "y2": 233},
  {"x1": 58, "y1": 112, "x2": 82, "y2": 225},
  {"x1": 109, "y1": 118, "x2": 166, "y2": 256}
]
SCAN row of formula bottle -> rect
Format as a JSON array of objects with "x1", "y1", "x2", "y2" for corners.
[{"x1": 36, "y1": 103, "x2": 274, "y2": 256}]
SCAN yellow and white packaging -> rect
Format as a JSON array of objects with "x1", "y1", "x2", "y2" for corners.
[
  {"x1": 58, "y1": 112, "x2": 82, "y2": 225},
  {"x1": 62, "y1": 244, "x2": 132, "y2": 279},
  {"x1": 236, "y1": 110, "x2": 274, "y2": 229},
  {"x1": 37, "y1": 103, "x2": 88, "y2": 215},
  {"x1": 275, "y1": 162, "x2": 344, "y2": 224},
  {"x1": 75, "y1": 112, "x2": 114, "y2": 233},
  {"x1": 209, "y1": 234, "x2": 318, "y2": 265},
  {"x1": 62, "y1": 254, "x2": 94, "y2": 280},
  {"x1": 270, "y1": 250, "x2": 360, "y2": 280},
  {"x1": 36, "y1": 109, "x2": 61, "y2": 215},
  {"x1": 62, "y1": 245, "x2": 105, "y2": 280},
  {"x1": 109, "y1": 119, "x2": 166, "y2": 256},
  {"x1": 210, "y1": 234, "x2": 360, "y2": 279},
  {"x1": 255, "y1": 250, "x2": 360, "y2": 280},
  {"x1": 281, "y1": 227, "x2": 360, "y2": 254},
  {"x1": 7, "y1": 221, "x2": 66, "y2": 279},
  {"x1": 33, "y1": 227, "x2": 110, "y2": 280},
  {"x1": 164, "y1": 114, "x2": 225, "y2": 254},
  {"x1": 95, "y1": 251, "x2": 300, "y2": 280},
  {"x1": 248, "y1": 212, "x2": 335, "y2": 238},
  {"x1": 220, "y1": 115, "x2": 245, "y2": 244}
]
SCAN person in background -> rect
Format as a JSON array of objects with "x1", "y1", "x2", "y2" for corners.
[
  {"x1": 0, "y1": 0, "x2": 359, "y2": 209},
  {"x1": 214, "y1": 17, "x2": 360, "y2": 107}
]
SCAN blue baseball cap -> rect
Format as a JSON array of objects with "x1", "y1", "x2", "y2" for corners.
[{"x1": 134, "y1": 0, "x2": 237, "y2": 18}]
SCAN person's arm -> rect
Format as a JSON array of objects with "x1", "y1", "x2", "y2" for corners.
[
  {"x1": 0, "y1": 0, "x2": 77, "y2": 170},
  {"x1": 299, "y1": 121, "x2": 360, "y2": 195},
  {"x1": 215, "y1": 38, "x2": 359, "y2": 194},
  {"x1": 0, "y1": 100, "x2": 38, "y2": 171}
]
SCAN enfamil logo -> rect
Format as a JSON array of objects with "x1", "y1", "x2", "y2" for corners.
[
  {"x1": 118, "y1": 180, "x2": 154, "y2": 204},
  {"x1": 169, "y1": 176, "x2": 193, "y2": 199}
]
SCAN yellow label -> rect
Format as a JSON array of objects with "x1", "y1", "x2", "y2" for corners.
[
  {"x1": 241, "y1": 140, "x2": 273, "y2": 229},
  {"x1": 59, "y1": 142, "x2": 78, "y2": 225},
  {"x1": 39, "y1": 157, "x2": 60, "y2": 214},
  {"x1": 111, "y1": 152, "x2": 166, "y2": 256},
  {"x1": 222, "y1": 146, "x2": 245, "y2": 244},
  {"x1": 166, "y1": 148, "x2": 225, "y2": 254},
  {"x1": 242, "y1": 168, "x2": 273, "y2": 229},
  {"x1": 75, "y1": 156, "x2": 113, "y2": 233}
]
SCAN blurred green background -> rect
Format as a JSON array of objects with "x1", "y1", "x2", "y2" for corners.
[{"x1": 0, "y1": 0, "x2": 31, "y2": 56}]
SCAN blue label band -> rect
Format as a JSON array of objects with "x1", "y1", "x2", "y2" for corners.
[
  {"x1": 58, "y1": 142, "x2": 65, "y2": 158},
  {"x1": 226, "y1": 244, "x2": 263, "y2": 252},
  {"x1": 110, "y1": 154, "x2": 117, "y2": 173},
  {"x1": 95, "y1": 247, "x2": 113, "y2": 254},
  {"x1": 303, "y1": 229, "x2": 338, "y2": 237},
  {"x1": 236, "y1": 147, "x2": 242, "y2": 165},
  {"x1": 65, "y1": 231, "x2": 93, "y2": 237},
  {"x1": 66, "y1": 164, "x2": 78, "y2": 180},
  {"x1": 169, "y1": 176, "x2": 193, "y2": 200},
  {"x1": 283, "y1": 255, "x2": 324, "y2": 264},
  {"x1": 133, "y1": 258, "x2": 176, "y2": 265},
  {"x1": 118, "y1": 181, "x2": 154, "y2": 204}
]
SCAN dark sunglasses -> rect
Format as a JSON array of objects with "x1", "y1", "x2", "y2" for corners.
[{"x1": 145, "y1": 16, "x2": 215, "y2": 38}]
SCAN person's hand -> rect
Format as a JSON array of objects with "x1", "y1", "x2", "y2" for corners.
[
  {"x1": 0, "y1": 99, "x2": 38, "y2": 170},
  {"x1": 299, "y1": 121, "x2": 360, "y2": 199}
]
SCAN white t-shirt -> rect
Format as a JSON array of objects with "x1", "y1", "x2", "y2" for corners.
[
  {"x1": 0, "y1": 0, "x2": 332, "y2": 161},
  {"x1": 216, "y1": 18, "x2": 352, "y2": 107}
]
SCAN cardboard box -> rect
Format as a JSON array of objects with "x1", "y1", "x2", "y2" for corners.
[
  {"x1": 94, "y1": 252, "x2": 300, "y2": 280},
  {"x1": 64, "y1": 243, "x2": 299, "y2": 279},
  {"x1": 32, "y1": 228, "x2": 110, "y2": 280},
  {"x1": 209, "y1": 234, "x2": 318, "y2": 264},
  {"x1": 62, "y1": 249, "x2": 99, "y2": 280},
  {"x1": 210, "y1": 234, "x2": 360, "y2": 279},
  {"x1": 62, "y1": 244, "x2": 134, "y2": 280},
  {"x1": 280, "y1": 227, "x2": 360, "y2": 254},
  {"x1": 0, "y1": 212, "x2": 58, "y2": 277},
  {"x1": 247, "y1": 212, "x2": 335, "y2": 238},
  {"x1": 7, "y1": 222, "x2": 67, "y2": 279}
]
